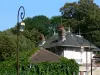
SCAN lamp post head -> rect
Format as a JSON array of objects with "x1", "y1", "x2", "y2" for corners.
[{"x1": 20, "y1": 22, "x2": 25, "y2": 32}]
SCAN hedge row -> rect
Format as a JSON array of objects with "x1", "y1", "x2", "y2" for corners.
[{"x1": 0, "y1": 57, "x2": 79, "y2": 75}]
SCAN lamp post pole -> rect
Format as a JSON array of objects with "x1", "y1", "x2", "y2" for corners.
[{"x1": 17, "y1": 6, "x2": 25, "y2": 75}]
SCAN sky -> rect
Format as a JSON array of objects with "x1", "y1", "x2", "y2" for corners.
[{"x1": 0, "y1": 0, "x2": 100, "y2": 31}]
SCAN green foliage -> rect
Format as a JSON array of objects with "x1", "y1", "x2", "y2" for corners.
[
  {"x1": 18, "y1": 34, "x2": 35, "y2": 51},
  {"x1": 0, "y1": 48, "x2": 38, "y2": 75},
  {"x1": 0, "y1": 59, "x2": 16, "y2": 75},
  {"x1": 19, "y1": 57, "x2": 79, "y2": 75},
  {"x1": 0, "y1": 28, "x2": 37, "y2": 61},
  {"x1": 79, "y1": 0, "x2": 93, "y2": 4},
  {"x1": 50, "y1": 16, "x2": 62, "y2": 25},
  {"x1": 0, "y1": 33, "x2": 16, "y2": 61},
  {"x1": 24, "y1": 15, "x2": 50, "y2": 36},
  {"x1": 60, "y1": 2, "x2": 100, "y2": 47},
  {"x1": 23, "y1": 29, "x2": 40, "y2": 46}
]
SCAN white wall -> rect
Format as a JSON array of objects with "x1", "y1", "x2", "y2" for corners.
[
  {"x1": 82, "y1": 52, "x2": 91, "y2": 64},
  {"x1": 64, "y1": 50, "x2": 94, "y2": 64}
]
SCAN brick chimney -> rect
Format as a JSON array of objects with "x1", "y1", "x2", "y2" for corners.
[
  {"x1": 57, "y1": 25, "x2": 66, "y2": 42},
  {"x1": 39, "y1": 34, "x2": 45, "y2": 46}
]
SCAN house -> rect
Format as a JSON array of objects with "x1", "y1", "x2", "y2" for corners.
[{"x1": 39, "y1": 26, "x2": 100, "y2": 75}]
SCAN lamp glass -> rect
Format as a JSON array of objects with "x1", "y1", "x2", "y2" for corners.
[{"x1": 20, "y1": 22, "x2": 25, "y2": 32}]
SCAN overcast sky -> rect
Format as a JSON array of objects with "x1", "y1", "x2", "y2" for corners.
[{"x1": 0, "y1": 0, "x2": 100, "y2": 31}]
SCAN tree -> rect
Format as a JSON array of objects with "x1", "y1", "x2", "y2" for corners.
[
  {"x1": 0, "y1": 34, "x2": 16, "y2": 61},
  {"x1": 23, "y1": 29, "x2": 40, "y2": 46},
  {"x1": 60, "y1": 2, "x2": 100, "y2": 47},
  {"x1": 18, "y1": 34, "x2": 35, "y2": 51},
  {"x1": 50, "y1": 16, "x2": 62, "y2": 25},
  {"x1": 79, "y1": 0, "x2": 94, "y2": 4},
  {"x1": 24, "y1": 15, "x2": 50, "y2": 36}
]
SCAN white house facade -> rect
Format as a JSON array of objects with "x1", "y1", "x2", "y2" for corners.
[{"x1": 63, "y1": 49, "x2": 94, "y2": 64}]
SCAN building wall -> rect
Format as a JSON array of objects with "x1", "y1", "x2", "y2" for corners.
[
  {"x1": 63, "y1": 50, "x2": 94, "y2": 64},
  {"x1": 82, "y1": 51, "x2": 91, "y2": 64}
]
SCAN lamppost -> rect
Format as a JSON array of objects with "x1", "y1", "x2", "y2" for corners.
[{"x1": 17, "y1": 6, "x2": 25, "y2": 75}]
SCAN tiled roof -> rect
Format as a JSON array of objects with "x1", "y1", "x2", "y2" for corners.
[{"x1": 29, "y1": 49, "x2": 60, "y2": 63}]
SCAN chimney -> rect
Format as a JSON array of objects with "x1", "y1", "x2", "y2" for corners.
[
  {"x1": 57, "y1": 25, "x2": 66, "y2": 42},
  {"x1": 39, "y1": 34, "x2": 46, "y2": 46}
]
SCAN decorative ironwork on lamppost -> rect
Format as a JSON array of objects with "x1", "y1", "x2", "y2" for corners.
[{"x1": 17, "y1": 6, "x2": 25, "y2": 75}]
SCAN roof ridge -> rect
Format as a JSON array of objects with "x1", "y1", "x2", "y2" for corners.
[{"x1": 29, "y1": 50, "x2": 41, "y2": 61}]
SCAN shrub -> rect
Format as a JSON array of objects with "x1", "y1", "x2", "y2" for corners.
[{"x1": 20, "y1": 57, "x2": 79, "y2": 75}]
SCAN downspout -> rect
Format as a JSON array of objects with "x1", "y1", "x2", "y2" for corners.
[{"x1": 86, "y1": 50, "x2": 88, "y2": 75}]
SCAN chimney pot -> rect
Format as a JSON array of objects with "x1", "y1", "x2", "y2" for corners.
[
  {"x1": 39, "y1": 34, "x2": 45, "y2": 46},
  {"x1": 57, "y1": 25, "x2": 66, "y2": 42}
]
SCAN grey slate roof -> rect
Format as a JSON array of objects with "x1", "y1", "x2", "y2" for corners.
[
  {"x1": 92, "y1": 48, "x2": 100, "y2": 51},
  {"x1": 73, "y1": 34, "x2": 97, "y2": 48},
  {"x1": 42, "y1": 32, "x2": 80, "y2": 48},
  {"x1": 42, "y1": 31, "x2": 97, "y2": 49}
]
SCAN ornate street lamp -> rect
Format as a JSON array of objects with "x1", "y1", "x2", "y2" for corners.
[{"x1": 17, "y1": 6, "x2": 25, "y2": 75}]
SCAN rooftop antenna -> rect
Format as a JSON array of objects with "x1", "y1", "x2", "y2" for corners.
[
  {"x1": 79, "y1": 26, "x2": 81, "y2": 35},
  {"x1": 68, "y1": 25, "x2": 71, "y2": 32},
  {"x1": 53, "y1": 27, "x2": 56, "y2": 35},
  {"x1": 48, "y1": 24, "x2": 56, "y2": 35},
  {"x1": 77, "y1": 26, "x2": 82, "y2": 37}
]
